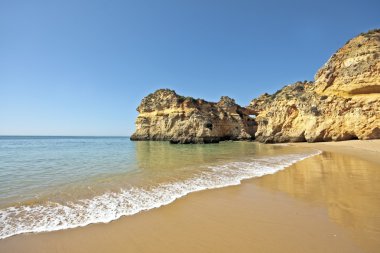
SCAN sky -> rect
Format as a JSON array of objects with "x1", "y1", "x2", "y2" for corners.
[{"x1": 1, "y1": 0, "x2": 379, "y2": 136}]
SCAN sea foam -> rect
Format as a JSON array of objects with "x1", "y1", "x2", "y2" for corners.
[{"x1": 0, "y1": 150, "x2": 321, "y2": 239}]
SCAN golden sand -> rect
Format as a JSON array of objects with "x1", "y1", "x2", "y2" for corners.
[{"x1": 0, "y1": 140, "x2": 379, "y2": 253}]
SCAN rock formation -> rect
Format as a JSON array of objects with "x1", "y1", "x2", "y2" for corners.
[
  {"x1": 130, "y1": 89, "x2": 257, "y2": 143},
  {"x1": 131, "y1": 29, "x2": 380, "y2": 144},
  {"x1": 314, "y1": 29, "x2": 380, "y2": 96},
  {"x1": 248, "y1": 81, "x2": 380, "y2": 143},
  {"x1": 249, "y1": 29, "x2": 380, "y2": 143}
]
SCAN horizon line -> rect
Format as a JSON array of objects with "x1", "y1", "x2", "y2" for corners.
[{"x1": 0, "y1": 135, "x2": 130, "y2": 138}]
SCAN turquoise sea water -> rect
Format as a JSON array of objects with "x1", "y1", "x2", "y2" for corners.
[{"x1": 0, "y1": 136, "x2": 320, "y2": 239}]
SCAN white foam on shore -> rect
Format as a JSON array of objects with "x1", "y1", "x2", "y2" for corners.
[{"x1": 0, "y1": 150, "x2": 321, "y2": 239}]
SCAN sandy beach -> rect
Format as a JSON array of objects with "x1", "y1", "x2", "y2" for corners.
[
  {"x1": 2, "y1": 1, "x2": 379, "y2": 252},
  {"x1": 0, "y1": 140, "x2": 379, "y2": 253}
]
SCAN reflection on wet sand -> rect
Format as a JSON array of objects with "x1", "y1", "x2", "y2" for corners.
[{"x1": 255, "y1": 151, "x2": 380, "y2": 251}]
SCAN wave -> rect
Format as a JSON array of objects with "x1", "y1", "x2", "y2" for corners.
[{"x1": 0, "y1": 150, "x2": 321, "y2": 239}]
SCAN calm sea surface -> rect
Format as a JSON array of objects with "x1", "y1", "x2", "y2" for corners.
[{"x1": 0, "y1": 136, "x2": 319, "y2": 239}]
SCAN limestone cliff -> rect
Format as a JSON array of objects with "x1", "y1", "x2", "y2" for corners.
[
  {"x1": 248, "y1": 81, "x2": 380, "y2": 142},
  {"x1": 249, "y1": 29, "x2": 380, "y2": 143},
  {"x1": 314, "y1": 29, "x2": 380, "y2": 96},
  {"x1": 131, "y1": 29, "x2": 380, "y2": 144},
  {"x1": 130, "y1": 89, "x2": 256, "y2": 143}
]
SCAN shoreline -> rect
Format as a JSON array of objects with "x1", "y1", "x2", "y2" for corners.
[
  {"x1": 0, "y1": 145, "x2": 320, "y2": 240},
  {"x1": 0, "y1": 140, "x2": 379, "y2": 252},
  {"x1": 290, "y1": 139, "x2": 380, "y2": 165}
]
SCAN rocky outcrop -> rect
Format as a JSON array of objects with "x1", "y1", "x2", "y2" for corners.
[
  {"x1": 130, "y1": 89, "x2": 257, "y2": 144},
  {"x1": 248, "y1": 81, "x2": 380, "y2": 143},
  {"x1": 131, "y1": 29, "x2": 380, "y2": 144},
  {"x1": 249, "y1": 29, "x2": 380, "y2": 143},
  {"x1": 314, "y1": 29, "x2": 380, "y2": 96}
]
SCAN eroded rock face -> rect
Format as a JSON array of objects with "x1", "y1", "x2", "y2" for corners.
[
  {"x1": 315, "y1": 29, "x2": 380, "y2": 96},
  {"x1": 249, "y1": 29, "x2": 380, "y2": 143},
  {"x1": 248, "y1": 81, "x2": 380, "y2": 142},
  {"x1": 130, "y1": 89, "x2": 257, "y2": 144},
  {"x1": 131, "y1": 29, "x2": 380, "y2": 144}
]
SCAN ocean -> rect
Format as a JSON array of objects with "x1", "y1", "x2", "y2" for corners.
[{"x1": 0, "y1": 136, "x2": 320, "y2": 239}]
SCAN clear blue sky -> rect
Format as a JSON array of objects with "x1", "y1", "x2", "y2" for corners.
[{"x1": 1, "y1": 0, "x2": 379, "y2": 136}]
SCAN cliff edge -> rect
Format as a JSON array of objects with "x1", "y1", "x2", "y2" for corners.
[{"x1": 249, "y1": 29, "x2": 380, "y2": 143}]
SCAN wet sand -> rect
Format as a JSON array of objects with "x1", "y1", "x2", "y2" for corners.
[{"x1": 0, "y1": 140, "x2": 379, "y2": 253}]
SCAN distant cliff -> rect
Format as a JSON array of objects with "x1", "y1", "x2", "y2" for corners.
[
  {"x1": 131, "y1": 29, "x2": 380, "y2": 143},
  {"x1": 130, "y1": 89, "x2": 257, "y2": 143}
]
